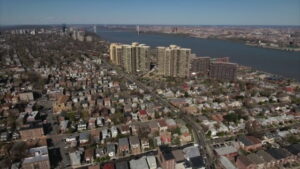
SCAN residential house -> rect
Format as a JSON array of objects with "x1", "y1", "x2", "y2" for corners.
[
  {"x1": 96, "y1": 117, "x2": 104, "y2": 127},
  {"x1": 155, "y1": 136, "x2": 162, "y2": 146},
  {"x1": 19, "y1": 92, "x2": 34, "y2": 102},
  {"x1": 118, "y1": 137, "x2": 129, "y2": 156},
  {"x1": 102, "y1": 163, "x2": 115, "y2": 169},
  {"x1": 256, "y1": 150, "x2": 276, "y2": 168},
  {"x1": 77, "y1": 121, "x2": 87, "y2": 131},
  {"x1": 129, "y1": 136, "x2": 141, "y2": 155},
  {"x1": 141, "y1": 138, "x2": 150, "y2": 150},
  {"x1": 84, "y1": 148, "x2": 94, "y2": 162},
  {"x1": 246, "y1": 153, "x2": 264, "y2": 169},
  {"x1": 235, "y1": 155, "x2": 256, "y2": 169},
  {"x1": 79, "y1": 133, "x2": 90, "y2": 145},
  {"x1": 115, "y1": 161, "x2": 129, "y2": 169},
  {"x1": 238, "y1": 136, "x2": 262, "y2": 152},
  {"x1": 90, "y1": 129, "x2": 100, "y2": 142},
  {"x1": 111, "y1": 126, "x2": 118, "y2": 138},
  {"x1": 148, "y1": 121, "x2": 159, "y2": 134},
  {"x1": 52, "y1": 95, "x2": 69, "y2": 114},
  {"x1": 102, "y1": 128, "x2": 109, "y2": 140},
  {"x1": 107, "y1": 143, "x2": 116, "y2": 157},
  {"x1": 119, "y1": 125, "x2": 130, "y2": 135},
  {"x1": 266, "y1": 148, "x2": 296, "y2": 165},
  {"x1": 130, "y1": 123, "x2": 140, "y2": 135},
  {"x1": 88, "y1": 118, "x2": 96, "y2": 129},
  {"x1": 165, "y1": 119, "x2": 177, "y2": 129},
  {"x1": 95, "y1": 147, "x2": 106, "y2": 158},
  {"x1": 0, "y1": 132, "x2": 8, "y2": 142},
  {"x1": 285, "y1": 143, "x2": 300, "y2": 156},
  {"x1": 180, "y1": 132, "x2": 192, "y2": 144},
  {"x1": 138, "y1": 110, "x2": 148, "y2": 121},
  {"x1": 158, "y1": 119, "x2": 168, "y2": 132},
  {"x1": 104, "y1": 97, "x2": 111, "y2": 108},
  {"x1": 60, "y1": 120, "x2": 69, "y2": 133},
  {"x1": 160, "y1": 131, "x2": 172, "y2": 145}
]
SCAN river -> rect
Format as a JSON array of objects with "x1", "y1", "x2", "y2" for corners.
[{"x1": 96, "y1": 29, "x2": 300, "y2": 81}]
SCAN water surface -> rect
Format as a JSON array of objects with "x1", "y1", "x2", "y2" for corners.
[{"x1": 97, "y1": 29, "x2": 300, "y2": 81}]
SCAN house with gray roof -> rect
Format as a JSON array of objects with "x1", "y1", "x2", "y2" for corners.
[
  {"x1": 118, "y1": 137, "x2": 129, "y2": 156},
  {"x1": 129, "y1": 136, "x2": 140, "y2": 155},
  {"x1": 115, "y1": 161, "x2": 129, "y2": 169},
  {"x1": 256, "y1": 150, "x2": 276, "y2": 167}
]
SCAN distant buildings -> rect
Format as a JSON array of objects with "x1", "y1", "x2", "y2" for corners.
[
  {"x1": 209, "y1": 62, "x2": 237, "y2": 81},
  {"x1": 109, "y1": 42, "x2": 150, "y2": 73},
  {"x1": 157, "y1": 45, "x2": 191, "y2": 78},
  {"x1": 70, "y1": 29, "x2": 93, "y2": 42}
]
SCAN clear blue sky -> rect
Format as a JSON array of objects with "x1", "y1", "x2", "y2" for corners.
[{"x1": 0, "y1": 0, "x2": 299, "y2": 25}]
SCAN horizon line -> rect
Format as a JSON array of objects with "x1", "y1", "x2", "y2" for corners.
[{"x1": 1, "y1": 23, "x2": 300, "y2": 27}]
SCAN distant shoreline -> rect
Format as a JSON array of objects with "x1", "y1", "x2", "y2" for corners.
[{"x1": 138, "y1": 30, "x2": 300, "y2": 52}]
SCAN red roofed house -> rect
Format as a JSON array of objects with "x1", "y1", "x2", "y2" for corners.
[
  {"x1": 239, "y1": 136, "x2": 262, "y2": 152},
  {"x1": 180, "y1": 132, "x2": 192, "y2": 144},
  {"x1": 138, "y1": 110, "x2": 148, "y2": 121},
  {"x1": 160, "y1": 131, "x2": 172, "y2": 145},
  {"x1": 102, "y1": 163, "x2": 115, "y2": 169}
]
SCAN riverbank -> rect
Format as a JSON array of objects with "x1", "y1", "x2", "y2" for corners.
[{"x1": 140, "y1": 30, "x2": 300, "y2": 52}]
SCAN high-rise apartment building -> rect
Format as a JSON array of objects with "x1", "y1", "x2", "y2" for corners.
[
  {"x1": 136, "y1": 44, "x2": 150, "y2": 72},
  {"x1": 157, "y1": 45, "x2": 191, "y2": 78},
  {"x1": 190, "y1": 56, "x2": 211, "y2": 75},
  {"x1": 109, "y1": 42, "x2": 150, "y2": 73},
  {"x1": 209, "y1": 62, "x2": 237, "y2": 81},
  {"x1": 122, "y1": 44, "x2": 136, "y2": 73},
  {"x1": 109, "y1": 43, "x2": 123, "y2": 65}
]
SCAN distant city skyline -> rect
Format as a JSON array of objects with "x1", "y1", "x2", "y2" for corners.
[{"x1": 0, "y1": 0, "x2": 299, "y2": 26}]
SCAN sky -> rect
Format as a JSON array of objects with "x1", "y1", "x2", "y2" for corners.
[{"x1": 0, "y1": 0, "x2": 299, "y2": 26}]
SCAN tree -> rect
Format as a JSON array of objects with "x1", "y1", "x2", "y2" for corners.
[
  {"x1": 110, "y1": 112, "x2": 125, "y2": 125},
  {"x1": 172, "y1": 137, "x2": 180, "y2": 145},
  {"x1": 223, "y1": 113, "x2": 247, "y2": 124},
  {"x1": 155, "y1": 112, "x2": 160, "y2": 119},
  {"x1": 80, "y1": 110, "x2": 89, "y2": 121},
  {"x1": 206, "y1": 131, "x2": 212, "y2": 138},
  {"x1": 65, "y1": 111, "x2": 76, "y2": 121}
]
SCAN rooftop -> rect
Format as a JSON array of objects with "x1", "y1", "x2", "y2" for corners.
[
  {"x1": 119, "y1": 137, "x2": 129, "y2": 147},
  {"x1": 129, "y1": 157, "x2": 148, "y2": 169}
]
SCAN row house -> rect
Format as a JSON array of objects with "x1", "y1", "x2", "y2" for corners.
[
  {"x1": 129, "y1": 136, "x2": 141, "y2": 155},
  {"x1": 238, "y1": 135, "x2": 262, "y2": 152}
]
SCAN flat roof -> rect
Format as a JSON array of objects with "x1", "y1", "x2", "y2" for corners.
[{"x1": 130, "y1": 157, "x2": 149, "y2": 169}]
